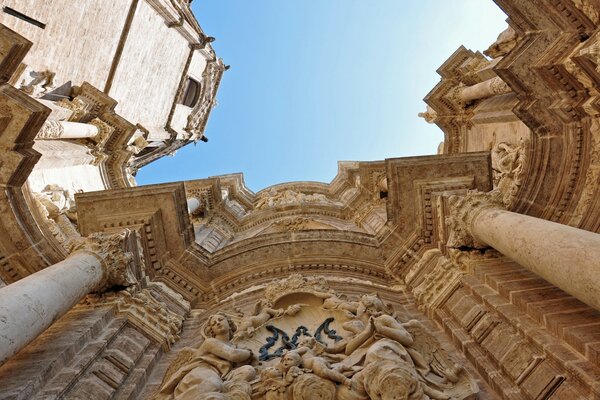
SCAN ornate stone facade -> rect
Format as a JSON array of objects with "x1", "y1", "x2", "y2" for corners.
[{"x1": 1, "y1": 1, "x2": 600, "y2": 400}]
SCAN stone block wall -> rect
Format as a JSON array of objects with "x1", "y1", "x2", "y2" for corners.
[
  {"x1": 433, "y1": 257, "x2": 600, "y2": 399},
  {"x1": 0, "y1": 0, "x2": 130, "y2": 90}
]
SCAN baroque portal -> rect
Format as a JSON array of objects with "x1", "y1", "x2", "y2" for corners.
[{"x1": 156, "y1": 275, "x2": 477, "y2": 400}]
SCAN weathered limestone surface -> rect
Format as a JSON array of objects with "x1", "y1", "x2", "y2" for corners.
[
  {"x1": 0, "y1": 0, "x2": 130, "y2": 89},
  {"x1": 2, "y1": 1, "x2": 600, "y2": 400},
  {"x1": 0, "y1": 230, "x2": 136, "y2": 365},
  {"x1": 0, "y1": 251, "x2": 103, "y2": 365},
  {"x1": 472, "y1": 207, "x2": 600, "y2": 312}
]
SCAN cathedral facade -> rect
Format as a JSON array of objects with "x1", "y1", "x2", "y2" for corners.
[{"x1": 0, "y1": 1, "x2": 600, "y2": 399}]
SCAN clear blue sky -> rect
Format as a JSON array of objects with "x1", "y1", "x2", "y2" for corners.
[{"x1": 136, "y1": 1, "x2": 507, "y2": 191}]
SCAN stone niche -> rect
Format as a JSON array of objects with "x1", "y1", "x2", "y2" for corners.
[{"x1": 153, "y1": 274, "x2": 480, "y2": 400}]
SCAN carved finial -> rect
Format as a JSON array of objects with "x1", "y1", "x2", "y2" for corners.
[
  {"x1": 444, "y1": 190, "x2": 504, "y2": 249},
  {"x1": 67, "y1": 230, "x2": 140, "y2": 292}
]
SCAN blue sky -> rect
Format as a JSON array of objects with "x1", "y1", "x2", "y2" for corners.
[{"x1": 136, "y1": 1, "x2": 508, "y2": 191}]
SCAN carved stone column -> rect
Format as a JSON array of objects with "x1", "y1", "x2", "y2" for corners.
[
  {"x1": 0, "y1": 230, "x2": 138, "y2": 365},
  {"x1": 36, "y1": 120, "x2": 99, "y2": 139},
  {"x1": 447, "y1": 191, "x2": 600, "y2": 311},
  {"x1": 459, "y1": 76, "x2": 511, "y2": 103},
  {"x1": 187, "y1": 197, "x2": 201, "y2": 214}
]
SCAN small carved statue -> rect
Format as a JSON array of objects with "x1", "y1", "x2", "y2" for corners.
[
  {"x1": 19, "y1": 68, "x2": 55, "y2": 98},
  {"x1": 156, "y1": 313, "x2": 255, "y2": 399}
]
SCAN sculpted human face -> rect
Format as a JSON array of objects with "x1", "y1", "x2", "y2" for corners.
[
  {"x1": 209, "y1": 314, "x2": 230, "y2": 337},
  {"x1": 281, "y1": 352, "x2": 301, "y2": 370}
]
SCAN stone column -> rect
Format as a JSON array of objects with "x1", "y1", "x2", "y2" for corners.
[
  {"x1": 459, "y1": 76, "x2": 511, "y2": 103},
  {"x1": 36, "y1": 120, "x2": 99, "y2": 139},
  {"x1": 0, "y1": 230, "x2": 137, "y2": 366},
  {"x1": 187, "y1": 197, "x2": 201, "y2": 214},
  {"x1": 447, "y1": 192, "x2": 600, "y2": 311}
]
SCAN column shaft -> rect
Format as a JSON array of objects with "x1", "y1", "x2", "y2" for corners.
[
  {"x1": 187, "y1": 197, "x2": 201, "y2": 214},
  {"x1": 459, "y1": 76, "x2": 511, "y2": 103},
  {"x1": 37, "y1": 120, "x2": 99, "y2": 139},
  {"x1": 471, "y1": 208, "x2": 600, "y2": 310},
  {"x1": 0, "y1": 251, "x2": 104, "y2": 365}
]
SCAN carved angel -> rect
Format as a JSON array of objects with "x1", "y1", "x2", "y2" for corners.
[
  {"x1": 155, "y1": 313, "x2": 255, "y2": 400},
  {"x1": 235, "y1": 300, "x2": 301, "y2": 339}
]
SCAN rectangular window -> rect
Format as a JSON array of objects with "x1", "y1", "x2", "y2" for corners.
[{"x1": 3, "y1": 7, "x2": 46, "y2": 29}]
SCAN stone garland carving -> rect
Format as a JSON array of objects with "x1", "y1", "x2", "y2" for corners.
[
  {"x1": 444, "y1": 190, "x2": 504, "y2": 250},
  {"x1": 412, "y1": 251, "x2": 460, "y2": 315},
  {"x1": 488, "y1": 77, "x2": 511, "y2": 96},
  {"x1": 156, "y1": 274, "x2": 478, "y2": 399},
  {"x1": 255, "y1": 189, "x2": 340, "y2": 210},
  {"x1": 491, "y1": 139, "x2": 527, "y2": 207},
  {"x1": 270, "y1": 217, "x2": 315, "y2": 232},
  {"x1": 67, "y1": 230, "x2": 138, "y2": 292}
]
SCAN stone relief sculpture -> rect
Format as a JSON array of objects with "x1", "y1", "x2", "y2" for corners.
[
  {"x1": 491, "y1": 140, "x2": 527, "y2": 206},
  {"x1": 33, "y1": 184, "x2": 81, "y2": 247},
  {"x1": 255, "y1": 188, "x2": 340, "y2": 210},
  {"x1": 156, "y1": 313, "x2": 256, "y2": 399},
  {"x1": 157, "y1": 275, "x2": 478, "y2": 399}
]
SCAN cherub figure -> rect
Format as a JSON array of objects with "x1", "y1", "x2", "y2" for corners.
[
  {"x1": 296, "y1": 337, "x2": 353, "y2": 388},
  {"x1": 156, "y1": 313, "x2": 255, "y2": 399},
  {"x1": 236, "y1": 300, "x2": 301, "y2": 339},
  {"x1": 278, "y1": 350, "x2": 305, "y2": 385}
]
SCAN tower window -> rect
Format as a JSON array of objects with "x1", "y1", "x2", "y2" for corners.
[
  {"x1": 3, "y1": 7, "x2": 46, "y2": 29},
  {"x1": 181, "y1": 78, "x2": 201, "y2": 108}
]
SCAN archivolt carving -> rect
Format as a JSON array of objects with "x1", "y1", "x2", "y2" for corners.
[{"x1": 157, "y1": 275, "x2": 478, "y2": 399}]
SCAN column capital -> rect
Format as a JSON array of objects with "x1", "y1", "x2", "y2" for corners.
[
  {"x1": 445, "y1": 190, "x2": 505, "y2": 249},
  {"x1": 67, "y1": 230, "x2": 139, "y2": 292}
]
